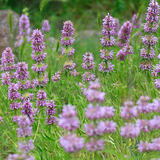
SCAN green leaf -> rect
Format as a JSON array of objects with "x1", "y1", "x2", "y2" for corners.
[
  {"x1": 56, "y1": 39, "x2": 60, "y2": 52},
  {"x1": 40, "y1": 0, "x2": 51, "y2": 11},
  {"x1": 130, "y1": 27, "x2": 143, "y2": 39},
  {"x1": 8, "y1": 10, "x2": 13, "y2": 35},
  {"x1": 20, "y1": 37, "x2": 27, "y2": 61},
  {"x1": 137, "y1": 2, "x2": 144, "y2": 21},
  {"x1": 97, "y1": 12, "x2": 101, "y2": 30}
]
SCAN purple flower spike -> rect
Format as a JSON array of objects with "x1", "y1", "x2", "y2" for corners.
[
  {"x1": 61, "y1": 20, "x2": 75, "y2": 46},
  {"x1": 19, "y1": 14, "x2": 30, "y2": 36},
  {"x1": 42, "y1": 20, "x2": 50, "y2": 32},
  {"x1": 52, "y1": 72, "x2": 61, "y2": 82},
  {"x1": 99, "y1": 62, "x2": 114, "y2": 72},
  {"x1": 63, "y1": 60, "x2": 76, "y2": 70},
  {"x1": 0, "y1": 47, "x2": 15, "y2": 71},
  {"x1": 32, "y1": 29, "x2": 45, "y2": 53},
  {"x1": 1, "y1": 72, "x2": 11, "y2": 85},
  {"x1": 132, "y1": 14, "x2": 141, "y2": 29},
  {"x1": 62, "y1": 47, "x2": 75, "y2": 56},
  {"x1": 16, "y1": 62, "x2": 29, "y2": 80},
  {"x1": 102, "y1": 13, "x2": 116, "y2": 36},
  {"x1": 117, "y1": 21, "x2": 132, "y2": 48},
  {"x1": 100, "y1": 49, "x2": 114, "y2": 60}
]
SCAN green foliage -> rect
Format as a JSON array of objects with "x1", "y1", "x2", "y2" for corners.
[{"x1": 8, "y1": 9, "x2": 12, "y2": 35}]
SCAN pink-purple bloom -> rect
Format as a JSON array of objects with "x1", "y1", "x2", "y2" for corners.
[
  {"x1": 60, "y1": 133, "x2": 84, "y2": 152},
  {"x1": 120, "y1": 123, "x2": 140, "y2": 138},
  {"x1": 58, "y1": 104, "x2": 79, "y2": 131}
]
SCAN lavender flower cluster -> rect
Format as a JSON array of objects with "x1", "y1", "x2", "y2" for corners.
[{"x1": 99, "y1": 13, "x2": 115, "y2": 73}]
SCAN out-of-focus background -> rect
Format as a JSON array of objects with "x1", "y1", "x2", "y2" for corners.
[{"x1": 0, "y1": 0, "x2": 150, "y2": 36}]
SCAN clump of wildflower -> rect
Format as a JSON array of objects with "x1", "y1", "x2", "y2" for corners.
[
  {"x1": 15, "y1": 14, "x2": 31, "y2": 47},
  {"x1": 45, "y1": 100, "x2": 57, "y2": 124},
  {"x1": 121, "y1": 100, "x2": 138, "y2": 119},
  {"x1": 52, "y1": 71, "x2": 61, "y2": 82},
  {"x1": 36, "y1": 90, "x2": 47, "y2": 107},
  {"x1": 16, "y1": 62, "x2": 29, "y2": 80},
  {"x1": 117, "y1": 21, "x2": 132, "y2": 48},
  {"x1": 0, "y1": 48, "x2": 15, "y2": 83},
  {"x1": 138, "y1": 137, "x2": 160, "y2": 153},
  {"x1": 58, "y1": 104, "x2": 79, "y2": 130},
  {"x1": 61, "y1": 20, "x2": 75, "y2": 45},
  {"x1": 144, "y1": 0, "x2": 160, "y2": 33},
  {"x1": 116, "y1": 45, "x2": 133, "y2": 61},
  {"x1": 132, "y1": 14, "x2": 142, "y2": 29},
  {"x1": 82, "y1": 52, "x2": 95, "y2": 81},
  {"x1": 62, "y1": 47, "x2": 75, "y2": 56},
  {"x1": 1, "y1": 72, "x2": 11, "y2": 85},
  {"x1": 120, "y1": 123, "x2": 140, "y2": 138},
  {"x1": 70, "y1": 69, "x2": 79, "y2": 76},
  {"x1": 137, "y1": 95, "x2": 153, "y2": 113},
  {"x1": 58, "y1": 104, "x2": 84, "y2": 152},
  {"x1": 140, "y1": 0, "x2": 159, "y2": 71},
  {"x1": 8, "y1": 115, "x2": 35, "y2": 159},
  {"x1": 19, "y1": 14, "x2": 30, "y2": 36},
  {"x1": 60, "y1": 133, "x2": 84, "y2": 152},
  {"x1": 84, "y1": 79, "x2": 116, "y2": 151},
  {"x1": 86, "y1": 138, "x2": 105, "y2": 151},
  {"x1": 8, "y1": 83, "x2": 21, "y2": 101},
  {"x1": 31, "y1": 29, "x2": 48, "y2": 86},
  {"x1": 60, "y1": 20, "x2": 76, "y2": 74},
  {"x1": 42, "y1": 20, "x2": 50, "y2": 32},
  {"x1": 99, "y1": 13, "x2": 115, "y2": 73}
]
